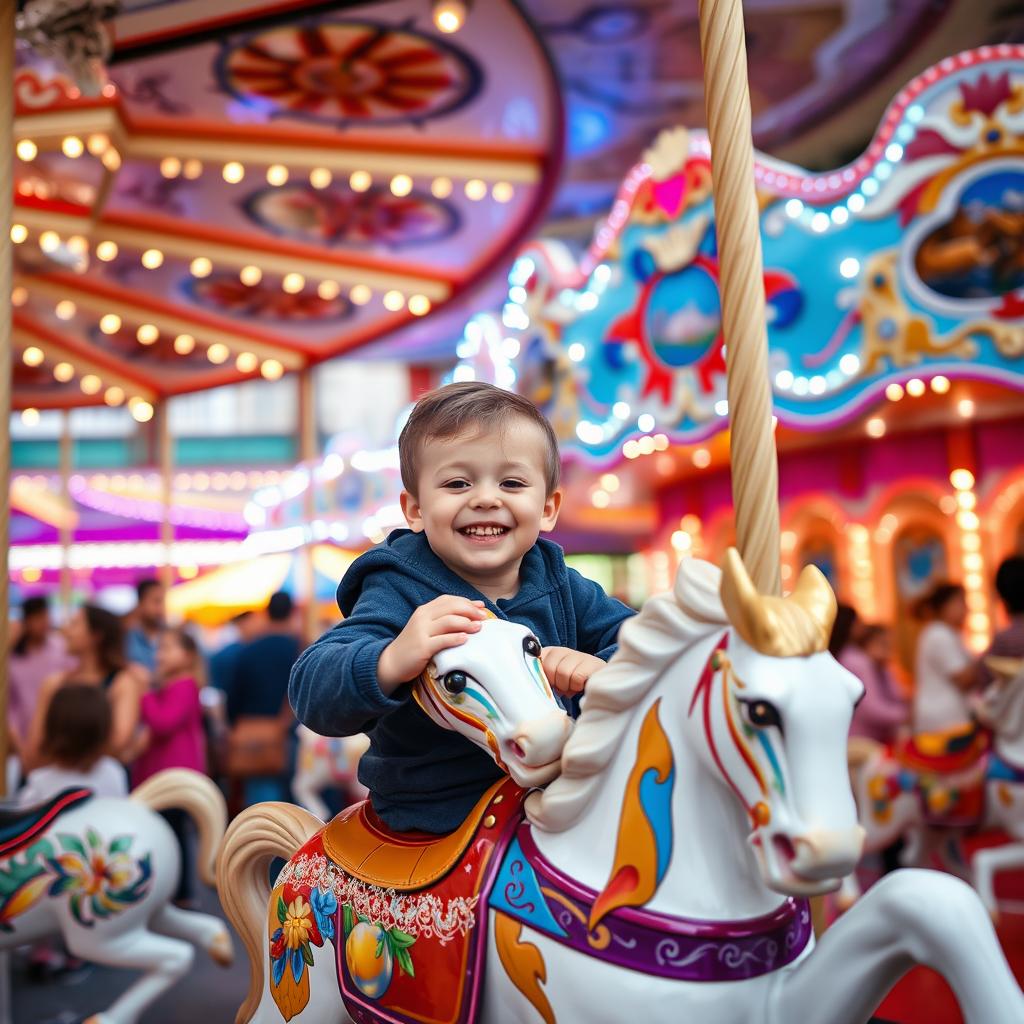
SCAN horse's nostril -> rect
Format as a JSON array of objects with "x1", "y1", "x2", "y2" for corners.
[{"x1": 510, "y1": 740, "x2": 526, "y2": 760}]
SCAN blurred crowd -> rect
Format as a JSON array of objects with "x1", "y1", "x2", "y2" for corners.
[
  {"x1": 5, "y1": 581, "x2": 307, "y2": 944},
  {"x1": 830, "y1": 554, "x2": 1024, "y2": 747}
]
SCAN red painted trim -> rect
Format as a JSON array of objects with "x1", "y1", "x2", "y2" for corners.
[
  {"x1": 0, "y1": 789, "x2": 92, "y2": 857},
  {"x1": 13, "y1": 195, "x2": 92, "y2": 218},
  {"x1": 126, "y1": 117, "x2": 550, "y2": 163}
]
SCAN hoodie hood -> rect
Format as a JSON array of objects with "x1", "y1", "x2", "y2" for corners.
[{"x1": 337, "y1": 528, "x2": 567, "y2": 617}]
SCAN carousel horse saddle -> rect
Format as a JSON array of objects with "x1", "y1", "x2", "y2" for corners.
[
  {"x1": 0, "y1": 788, "x2": 92, "y2": 859},
  {"x1": 321, "y1": 777, "x2": 521, "y2": 890},
  {"x1": 271, "y1": 777, "x2": 525, "y2": 1024},
  {"x1": 896, "y1": 722, "x2": 990, "y2": 775}
]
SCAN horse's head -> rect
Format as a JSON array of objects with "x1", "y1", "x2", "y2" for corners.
[
  {"x1": 688, "y1": 549, "x2": 865, "y2": 897},
  {"x1": 412, "y1": 617, "x2": 572, "y2": 789}
]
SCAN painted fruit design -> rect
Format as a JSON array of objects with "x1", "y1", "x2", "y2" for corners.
[{"x1": 346, "y1": 921, "x2": 393, "y2": 998}]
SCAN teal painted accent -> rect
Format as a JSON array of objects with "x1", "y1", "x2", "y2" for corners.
[
  {"x1": 639, "y1": 764, "x2": 675, "y2": 884},
  {"x1": 176, "y1": 437, "x2": 296, "y2": 465},
  {"x1": 527, "y1": 656, "x2": 548, "y2": 694},
  {"x1": 757, "y1": 732, "x2": 786, "y2": 795},
  {"x1": 464, "y1": 687, "x2": 498, "y2": 721},
  {"x1": 491, "y1": 837, "x2": 567, "y2": 938},
  {"x1": 12, "y1": 436, "x2": 296, "y2": 469}
]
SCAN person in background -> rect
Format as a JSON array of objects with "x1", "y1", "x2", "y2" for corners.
[
  {"x1": 843, "y1": 624, "x2": 909, "y2": 744},
  {"x1": 125, "y1": 578, "x2": 166, "y2": 680},
  {"x1": 987, "y1": 555, "x2": 1024, "y2": 661},
  {"x1": 912, "y1": 582, "x2": 975, "y2": 735},
  {"x1": 828, "y1": 602, "x2": 859, "y2": 659},
  {"x1": 18, "y1": 684, "x2": 128, "y2": 982},
  {"x1": 18, "y1": 684, "x2": 127, "y2": 805},
  {"x1": 226, "y1": 591, "x2": 299, "y2": 805},
  {"x1": 8, "y1": 595, "x2": 73, "y2": 762},
  {"x1": 132, "y1": 627, "x2": 206, "y2": 907},
  {"x1": 209, "y1": 609, "x2": 261, "y2": 692},
  {"x1": 25, "y1": 605, "x2": 141, "y2": 770}
]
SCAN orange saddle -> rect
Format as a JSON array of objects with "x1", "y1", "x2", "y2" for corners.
[{"x1": 268, "y1": 777, "x2": 526, "y2": 1024}]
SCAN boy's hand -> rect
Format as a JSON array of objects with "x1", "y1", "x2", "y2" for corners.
[
  {"x1": 541, "y1": 647, "x2": 606, "y2": 698},
  {"x1": 377, "y1": 596, "x2": 488, "y2": 694}
]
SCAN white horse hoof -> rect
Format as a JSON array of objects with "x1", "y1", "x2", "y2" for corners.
[{"x1": 209, "y1": 928, "x2": 234, "y2": 967}]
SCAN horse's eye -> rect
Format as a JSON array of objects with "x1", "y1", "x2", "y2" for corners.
[
  {"x1": 523, "y1": 636, "x2": 542, "y2": 658},
  {"x1": 443, "y1": 671, "x2": 468, "y2": 695},
  {"x1": 744, "y1": 700, "x2": 783, "y2": 731}
]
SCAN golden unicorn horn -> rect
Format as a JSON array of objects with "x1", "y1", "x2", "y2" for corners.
[{"x1": 720, "y1": 547, "x2": 836, "y2": 658}]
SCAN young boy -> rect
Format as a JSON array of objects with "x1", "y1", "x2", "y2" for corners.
[{"x1": 289, "y1": 382, "x2": 635, "y2": 833}]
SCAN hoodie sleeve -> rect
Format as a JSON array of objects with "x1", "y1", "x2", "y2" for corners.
[
  {"x1": 289, "y1": 572, "x2": 413, "y2": 736},
  {"x1": 566, "y1": 567, "x2": 636, "y2": 661}
]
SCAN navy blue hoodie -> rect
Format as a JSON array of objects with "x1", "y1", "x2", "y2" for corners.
[{"x1": 289, "y1": 528, "x2": 634, "y2": 833}]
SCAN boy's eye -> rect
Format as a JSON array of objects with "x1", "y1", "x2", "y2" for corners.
[
  {"x1": 443, "y1": 480, "x2": 470, "y2": 489},
  {"x1": 502, "y1": 480, "x2": 527, "y2": 489}
]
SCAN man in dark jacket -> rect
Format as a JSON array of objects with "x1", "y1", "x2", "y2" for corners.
[
  {"x1": 290, "y1": 383, "x2": 635, "y2": 833},
  {"x1": 229, "y1": 591, "x2": 299, "y2": 804}
]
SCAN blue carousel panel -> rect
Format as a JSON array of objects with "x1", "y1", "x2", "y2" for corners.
[{"x1": 467, "y1": 48, "x2": 1024, "y2": 463}]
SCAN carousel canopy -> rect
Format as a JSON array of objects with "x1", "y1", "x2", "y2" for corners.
[{"x1": 11, "y1": 0, "x2": 563, "y2": 414}]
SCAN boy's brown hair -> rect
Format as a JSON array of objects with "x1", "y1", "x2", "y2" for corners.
[
  {"x1": 399, "y1": 382, "x2": 561, "y2": 496},
  {"x1": 41, "y1": 684, "x2": 112, "y2": 770}
]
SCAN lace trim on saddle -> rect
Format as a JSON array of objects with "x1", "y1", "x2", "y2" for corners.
[{"x1": 492, "y1": 823, "x2": 812, "y2": 982}]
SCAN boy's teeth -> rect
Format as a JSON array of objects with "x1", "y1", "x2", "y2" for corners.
[{"x1": 463, "y1": 526, "x2": 506, "y2": 536}]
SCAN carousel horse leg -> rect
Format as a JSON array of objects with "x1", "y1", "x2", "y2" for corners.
[
  {"x1": 150, "y1": 902, "x2": 234, "y2": 966},
  {"x1": 973, "y1": 842, "x2": 1024, "y2": 920},
  {"x1": 292, "y1": 762, "x2": 331, "y2": 823},
  {"x1": 835, "y1": 870, "x2": 863, "y2": 910},
  {"x1": 64, "y1": 926, "x2": 195, "y2": 1024},
  {"x1": 770, "y1": 869, "x2": 1024, "y2": 1024}
]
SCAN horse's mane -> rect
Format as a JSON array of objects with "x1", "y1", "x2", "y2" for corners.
[{"x1": 527, "y1": 558, "x2": 728, "y2": 832}]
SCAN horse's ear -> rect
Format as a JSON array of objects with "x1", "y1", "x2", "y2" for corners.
[
  {"x1": 791, "y1": 563, "x2": 837, "y2": 642},
  {"x1": 720, "y1": 547, "x2": 835, "y2": 656},
  {"x1": 986, "y1": 656, "x2": 1024, "y2": 683},
  {"x1": 719, "y1": 548, "x2": 763, "y2": 649}
]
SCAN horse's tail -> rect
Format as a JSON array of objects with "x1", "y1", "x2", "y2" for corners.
[
  {"x1": 130, "y1": 768, "x2": 226, "y2": 886},
  {"x1": 217, "y1": 802, "x2": 323, "y2": 1024}
]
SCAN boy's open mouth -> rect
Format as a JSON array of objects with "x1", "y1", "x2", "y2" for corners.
[{"x1": 458, "y1": 524, "x2": 510, "y2": 541}]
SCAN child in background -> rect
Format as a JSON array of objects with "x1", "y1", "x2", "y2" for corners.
[
  {"x1": 290, "y1": 381, "x2": 635, "y2": 834},
  {"x1": 132, "y1": 627, "x2": 206, "y2": 907},
  {"x1": 18, "y1": 684, "x2": 127, "y2": 805}
]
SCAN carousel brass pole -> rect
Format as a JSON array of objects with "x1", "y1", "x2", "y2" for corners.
[
  {"x1": 158, "y1": 400, "x2": 174, "y2": 590},
  {"x1": 59, "y1": 412, "x2": 73, "y2": 613},
  {"x1": 697, "y1": 0, "x2": 781, "y2": 597},
  {"x1": 0, "y1": 0, "x2": 14, "y2": 800},
  {"x1": 298, "y1": 367, "x2": 318, "y2": 645}
]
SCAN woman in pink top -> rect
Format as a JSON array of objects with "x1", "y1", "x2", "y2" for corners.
[
  {"x1": 133, "y1": 627, "x2": 206, "y2": 905},
  {"x1": 841, "y1": 625, "x2": 909, "y2": 745}
]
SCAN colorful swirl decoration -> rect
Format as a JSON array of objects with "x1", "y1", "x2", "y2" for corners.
[
  {"x1": 485, "y1": 46, "x2": 1024, "y2": 460},
  {"x1": 590, "y1": 699, "x2": 675, "y2": 929}
]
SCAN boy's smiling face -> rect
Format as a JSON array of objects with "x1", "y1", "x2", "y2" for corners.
[{"x1": 400, "y1": 417, "x2": 561, "y2": 599}]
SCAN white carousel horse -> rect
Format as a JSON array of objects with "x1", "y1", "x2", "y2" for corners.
[
  {"x1": 292, "y1": 727, "x2": 369, "y2": 822},
  {"x1": 843, "y1": 656, "x2": 1024, "y2": 919},
  {"x1": 219, "y1": 554, "x2": 1024, "y2": 1024},
  {"x1": 0, "y1": 768, "x2": 232, "y2": 1024}
]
